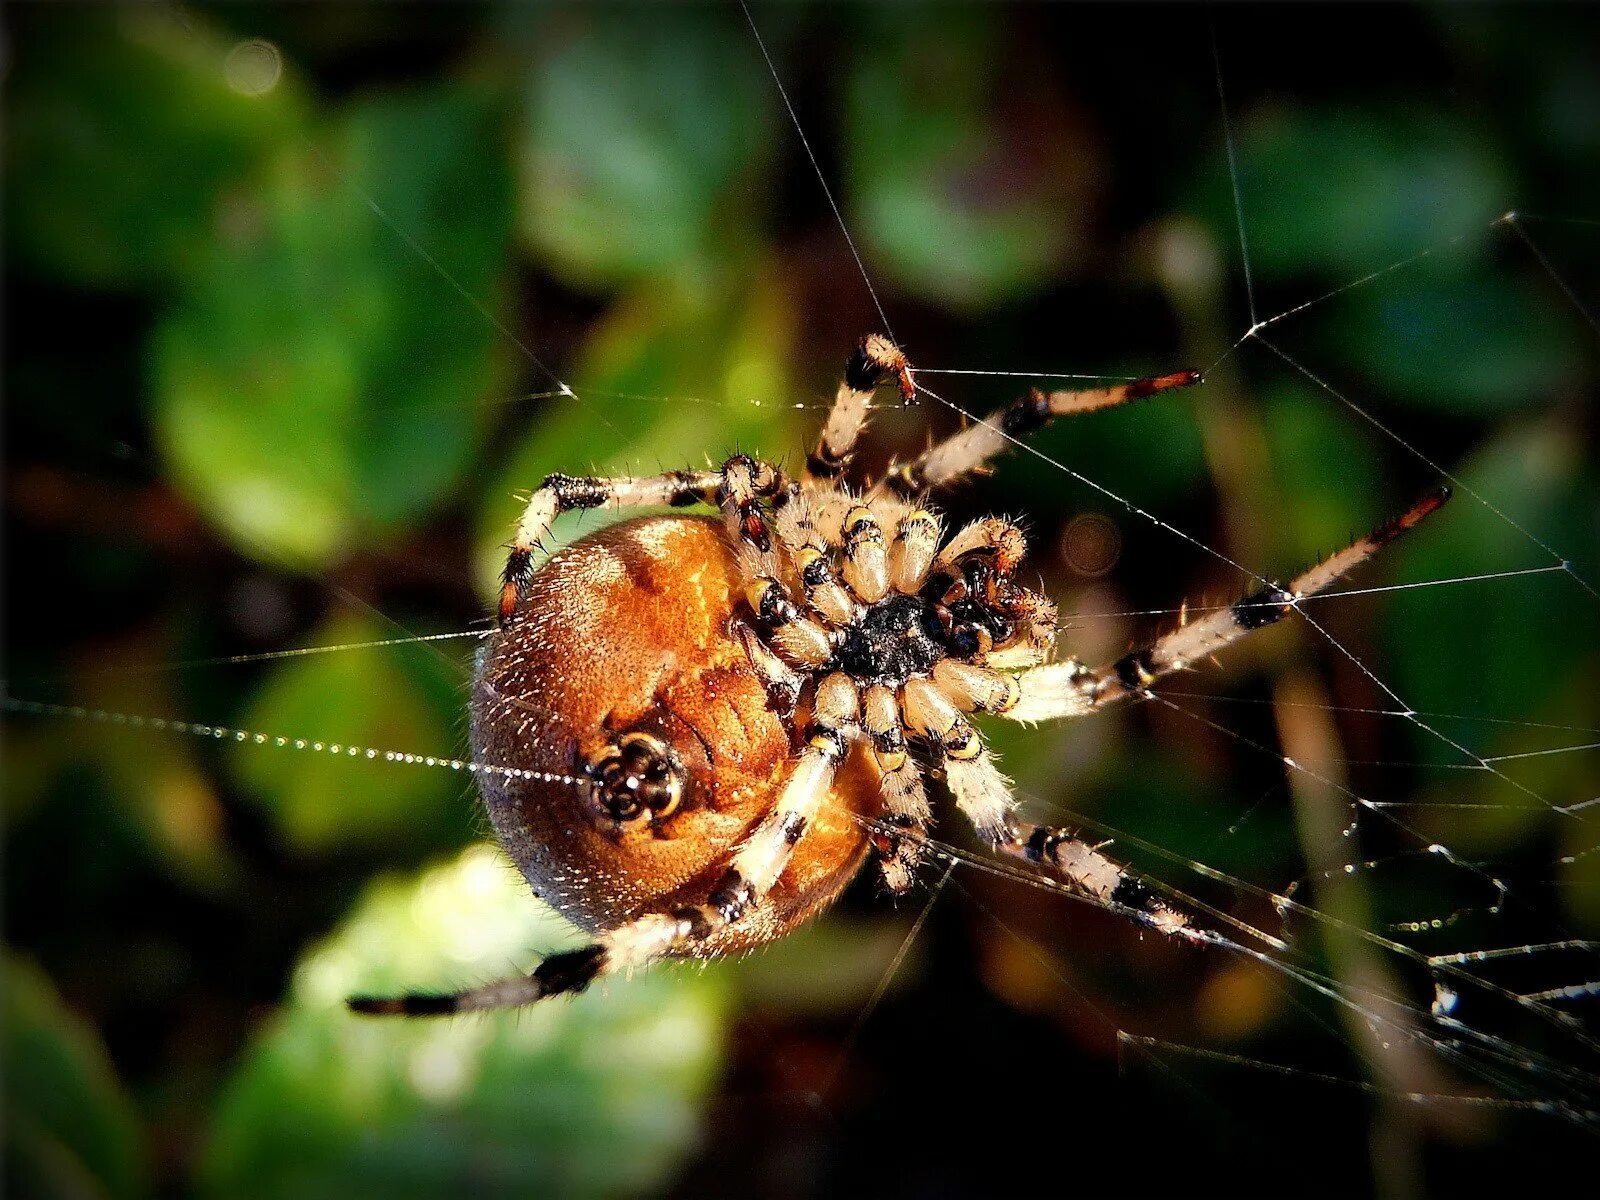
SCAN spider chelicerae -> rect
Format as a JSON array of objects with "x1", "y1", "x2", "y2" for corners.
[{"x1": 352, "y1": 334, "x2": 1450, "y2": 1016}]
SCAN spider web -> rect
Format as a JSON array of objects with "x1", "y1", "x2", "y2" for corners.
[{"x1": 5, "y1": 2, "x2": 1598, "y2": 1191}]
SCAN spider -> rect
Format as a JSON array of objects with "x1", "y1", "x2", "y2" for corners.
[{"x1": 351, "y1": 334, "x2": 1449, "y2": 1016}]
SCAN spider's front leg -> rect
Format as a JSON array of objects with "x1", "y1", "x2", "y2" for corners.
[
  {"x1": 1001, "y1": 486, "x2": 1455, "y2": 721},
  {"x1": 880, "y1": 370, "x2": 1202, "y2": 499},
  {"x1": 350, "y1": 676, "x2": 863, "y2": 1017},
  {"x1": 807, "y1": 334, "x2": 916, "y2": 482},
  {"x1": 498, "y1": 456, "x2": 792, "y2": 626},
  {"x1": 498, "y1": 468, "x2": 723, "y2": 624}
]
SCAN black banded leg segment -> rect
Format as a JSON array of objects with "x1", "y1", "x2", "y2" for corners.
[
  {"x1": 1000, "y1": 823, "x2": 1196, "y2": 939},
  {"x1": 1006, "y1": 485, "x2": 1455, "y2": 718},
  {"x1": 807, "y1": 334, "x2": 915, "y2": 481},
  {"x1": 352, "y1": 725, "x2": 854, "y2": 1018},
  {"x1": 938, "y1": 748, "x2": 1197, "y2": 939},
  {"x1": 499, "y1": 468, "x2": 723, "y2": 624},
  {"x1": 349, "y1": 945, "x2": 607, "y2": 1016},
  {"x1": 881, "y1": 370, "x2": 1202, "y2": 498}
]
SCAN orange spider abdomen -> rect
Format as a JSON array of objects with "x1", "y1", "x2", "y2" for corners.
[{"x1": 472, "y1": 515, "x2": 881, "y2": 954}]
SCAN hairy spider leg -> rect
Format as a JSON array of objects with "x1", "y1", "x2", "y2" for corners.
[
  {"x1": 879, "y1": 370, "x2": 1203, "y2": 499},
  {"x1": 940, "y1": 749, "x2": 1198, "y2": 940},
  {"x1": 1003, "y1": 486, "x2": 1454, "y2": 723},
  {"x1": 350, "y1": 679, "x2": 862, "y2": 1016},
  {"x1": 498, "y1": 457, "x2": 791, "y2": 626},
  {"x1": 807, "y1": 334, "x2": 915, "y2": 481},
  {"x1": 862, "y1": 683, "x2": 931, "y2": 893}
]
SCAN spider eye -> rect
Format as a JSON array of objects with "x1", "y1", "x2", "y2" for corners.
[{"x1": 584, "y1": 732, "x2": 684, "y2": 829}]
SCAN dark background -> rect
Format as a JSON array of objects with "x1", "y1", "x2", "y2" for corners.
[{"x1": 5, "y1": 3, "x2": 1599, "y2": 1197}]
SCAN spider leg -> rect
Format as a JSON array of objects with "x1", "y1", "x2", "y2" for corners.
[
  {"x1": 499, "y1": 457, "x2": 790, "y2": 627},
  {"x1": 941, "y1": 749, "x2": 1196, "y2": 940},
  {"x1": 879, "y1": 371, "x2": 1202, "y2": 498},
  {"x1": 498, "y1": 467, "x2": 724, "y2": 624},
  {"x1": 1001, "y1": 485, "x2": 1454, "y2": 722},
  {"x1": 717, "y1": 454, "x2": 791, "y2": 555},
  {"x1": 807, "y1": 334, "x2": 915, "y2": 482},
  {"x1": 863, "y1": 684, "x2": 931, "y2": 893},
  {"x1": 771, "y1": 494, "x2": 857, "y2": 625},
  {"x1": 351, "y1": 679, "x2": 861, "y2": 1017}
]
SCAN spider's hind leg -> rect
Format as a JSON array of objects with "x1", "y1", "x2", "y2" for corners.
[
  {"x1": 941, "y1": 750, "x2": 1198, "y2": 941},
  {"x1": 351, "y1": 678, "x2": 863, "y2": 1017}
]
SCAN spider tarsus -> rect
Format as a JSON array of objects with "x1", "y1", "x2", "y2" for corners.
[
  {"x1": 347, "y1": 992, "x2": 457, "y2": 1017},
  {"x1": 847, "y1": 333, "x2": 915, "y2": 404},
  {"x1": 1372, "y1": 483, "x2": 1454, "y2": 547}
]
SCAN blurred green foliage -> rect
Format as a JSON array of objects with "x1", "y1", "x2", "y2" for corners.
[
  {"x1": 517, "y1": 9, "x2": 774, "y2": 286},
  {"x1": 153, "y1": 85, "x2": 513, "y2": 565},
  {"x1": 5, "y1": 3, "x2": 1598, "y2": 1197},
  {"x1": 229, "y1": 618, "x2": 468, "y2": 853},
  {"x1": 7, "y1": 8, "x2": 306, "y2": 289},
  {"x1": 843, "y1": 6, "x2": 1095, "y2": 308},
  {"x1": 4, "y1": 957, "x2": 145, "y2": 1199},
  {"x1": 201, "y1": 846, "x2": 729, "y2": 1200}
]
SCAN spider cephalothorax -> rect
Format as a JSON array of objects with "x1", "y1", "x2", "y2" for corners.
[{"x1": 352, "y1": 334, "x2": 1450, "y2": 1017}]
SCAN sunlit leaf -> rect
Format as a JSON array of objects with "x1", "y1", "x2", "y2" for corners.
[
  {"x1": 3, "y1": 956, "x2": 145, "y2": 1200},
  {"x1": 200, "y1": 844, "x2": 729, "y2": 1200},
  {"x1": 229, "y1": 617, "x2": 470, "y2": 854},
  {"x1": 153, "y1": 85, "x2": 512, "y2": 567},
  {"x1": 844, "y1": 8, "x2": 1097, "y2": 309},
  {"x1": 518, "y1": 7, "x2": 774, "y2": 288},
  {"x1": 6, "y1": 6, "x2": 304, "y2": 289}
]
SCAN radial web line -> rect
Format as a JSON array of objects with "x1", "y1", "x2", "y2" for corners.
[
  {"x1": 740, "y1": 0, "x2": 897, "y2": 343},
  {"x1": 1258, "y1": 334, "x2": 1598, "y2": 602},
  {"x1": 308, "y1": 145, "x2": 577, "y2": 403},
  {"x1": 1292, "y1": 605, "x2": 1582, "y2": 819},
  {"x1": 1210, "y1": 18, "x2": 1258, "y2": 329},
  {"x1": 949, "y1": 831, "x2": 1598, "y2": 1122},
  {"x1": 1068, "y1": 565, "x2": 1568, "y2": 621},
  {"x1": 1, "y1": 697, "x2": 585, "y2": 788},
  {"x1": 1007, "y1": 776, "x2": 1600, "y2": 1084},
  {"x1": 1501, "y1": 212, "x2": 1600, "y2": 337},
  {"x1": 11, "y1": 629, "x2": 490, "y2": 684}
]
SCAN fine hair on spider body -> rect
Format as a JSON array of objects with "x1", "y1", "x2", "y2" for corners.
[{"x1": 349, "y1": 335, "x2": 1450, "y2": 1018}]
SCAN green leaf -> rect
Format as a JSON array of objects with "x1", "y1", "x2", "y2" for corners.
[
  {"x1": 1259, "y1": 382, "x2": 1385, "y2": 567},
  {"x1": 200, "y1": 845, "x2": 730, "y2": 1200},
  {"x1": 518, "y1": 8, "x2": 774, "y2": 288},
  {"x1": 991, "y1": 372, "x2": 1211, "y2": 512},
  {"x1": 3, "y1": 955, "x2": 145, "y2": 1200},
  {"x1": 844, "y1": 9, "x2": 1097, "y2": 309},
  {"x1": 153, "y1": 85, "x2": 513, "y2": 567},
  {"x1": 1323, "y1": 260, "x2": 1588, "y2": 413},
  {"x1": 1185, "y1": 106, "x2": 1511, "y2": 281},
  {"x1": 6, "y1": 6, "x2": 304, "y2": 289},
  {"x1": 229, "y1": 617, "x2": 471, "y2": 854},
  {"x1": 474, "y1": 268, "x2": 803, "y2": 599}
]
